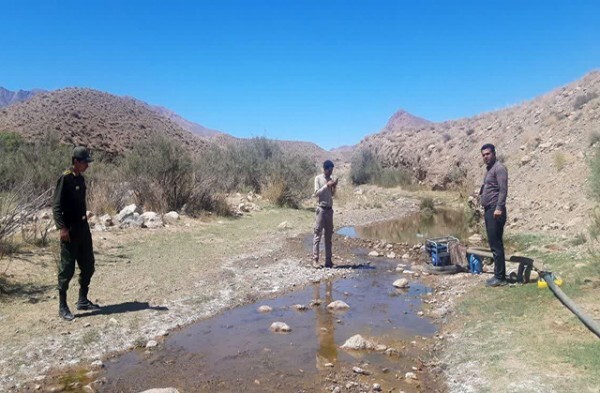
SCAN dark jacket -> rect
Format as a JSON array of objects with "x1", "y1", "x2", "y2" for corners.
[
  {"x1": 480, "y1": 160, "x2": 508, "y2": 211},
  {"x1": 52, "y1": 169, "x2": 89, "y2": 231}
]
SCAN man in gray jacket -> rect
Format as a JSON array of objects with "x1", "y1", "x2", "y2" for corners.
[
  {"x1": 479, "y1": 143, "x2": 509, "y2": 287},
  {"x1": 313, "y1": 160, "x2": 338, "y2": 268}
]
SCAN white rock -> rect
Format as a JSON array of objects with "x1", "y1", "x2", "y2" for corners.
[
  {"x1": 401, "y1": 253, "x2": 410, "y2": 260},
  {"x1": 257, "y1": 305, "x2": 272, "y2": 313},
  {"x1": 138, "y1": 389, "x2": 180, "y2": 393},
  {"x1": 90, "y1": 360, "x2": 104, "y2": 370},
  {"x1": 146, "y1": 340, "x2": 158, "y2": 348},
  {"x1": 368, "y1": 251, "x2": 382, "y2": 257},
  {"x1": 373, "y1": 383, "x2": 382, "y2": 392},
  {"x1": 116, "y1": 204, "x2": 137, "y2": 222},
  {"x1": 163, "y1": 211, "x2": 179, "y2": 224},
  {"x1": 352, "y1": 366, "x2": 370, "y2": 375},
  {"x1": 327, "y1": 300, "x2": 350, "y2": 310},
  {"x1": 387, "y1": 252, "x2": 396, "y2": 258},
  {"x1": 521, "y1": 155, "x2": 532, "y2": 165},
  {"x1": 140, "y1": 212, "x2": 163, "y2": 229},
  {"x1": 120, "y1": 212, "x2": 144, "y2": 228},
  {"x1": 393, "y1": 278, "x2": 410, "y2": 288},
  {"x1": 375, "y1": 344, "x2": 388, "y2": 351},
  {"x1": 270, "y1": 322, "x2": 291, "y2": 333},
  {"x1": 292, "y1": 304, "x2": 308, "y2": 311},
  {"x1": 277, "y1": 221, "x2": 290, "y2": 229},
  {"x1": 340, "y1": 334, "x2": 376, "y2": 350},
  {"x1": 99, "y1": 214, "x2": 113, "y2": 227},
  {"x1": 405, "y1": 371, "x2": 418, "y2": 380}
]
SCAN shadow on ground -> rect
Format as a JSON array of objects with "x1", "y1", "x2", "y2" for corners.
[{"x1": 76, "y1": 301, "x2": 168, "y2": 318}]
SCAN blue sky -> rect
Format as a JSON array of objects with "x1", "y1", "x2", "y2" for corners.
[{"x1": 1, "y1": 1, "x2": 599, "y2": 150}]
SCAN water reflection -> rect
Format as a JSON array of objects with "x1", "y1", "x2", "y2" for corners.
[
  {"x1": 339, "y1": 209, "x2": 467, "y2": 243},
  {"x1": 314, "y1": 280, "x2": 337, "y2": 369}
]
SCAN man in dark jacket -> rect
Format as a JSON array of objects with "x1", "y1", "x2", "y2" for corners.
[
  {"x1": 479, "y1": 143, "x2": 509, "y2": 287},
  {"x1": 53, "y1": 146, "x2": 100, "y2": 320}
]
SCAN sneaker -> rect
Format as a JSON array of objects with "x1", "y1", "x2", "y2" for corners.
[
  {"x1": 324, "y1": 261, "x2": 334, "y2": 268},
  {"x1": 486, "y1": 277, "x2": 508, "y2": 287},
  {"x1": 76, "y1": 299, "x2": 101, "y2": 311},
  {"x1": 312, "y1": 259, "x2": 322, "y2": 269}
]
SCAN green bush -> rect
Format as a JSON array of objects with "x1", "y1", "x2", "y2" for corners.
[
  {"x1": 123, "y1": 133, "x2": 194, "y2": 212},
  {"x1": 350, "y1": 149, "x2": 382, "y2": 185},
  {"x1": 374, "y1": 167, "x2": 413, "y2": 188},
  {"x1": 588, "y1": 146, "x2": 600, "y2": 203},
  {"x1": 0, "y1": 132, "x2": 71, "y2": 195}
]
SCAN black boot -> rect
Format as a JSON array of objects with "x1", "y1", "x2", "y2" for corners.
[
  {"x1": 59, "y1": 291, "x2": 74, "y2": 321},
  {"x1": 77, "y1": 286, "x2": 100, "y2": 310}
]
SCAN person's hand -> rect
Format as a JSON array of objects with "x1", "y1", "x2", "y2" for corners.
[
  {"x1": 493, "y1": 209, "x2": 502, "y2": 219},
  {"x1": 327, "y1": 180, "x2": 336, "y2": 188},
  {"x1": 59, "y1": 227, "x2": 70, "y2": 243}
]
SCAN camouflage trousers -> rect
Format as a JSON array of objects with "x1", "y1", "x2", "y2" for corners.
[
  {"x1": 57, "y1": 228, "x2": 95, "y2": 292},
  {"x1": 313, "y1": 206, "x2": 334, "y2": 264}
]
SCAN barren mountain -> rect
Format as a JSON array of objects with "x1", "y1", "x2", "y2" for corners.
[
  {"x1": 0, "y1": 88, "x2": 208, "y2": 154},
  {"x1": 358, "y1": 71, "x2": 600, "y2": 232},
  {"x1": 0, "y1": 87, "x2": 338, "y2": 163},
  {"x1": 147, "y1": 104, "x2": 223, "y2": 138},
  {"x1": 0, "y1": 87, "x2": 45, "y2": 108},
  {"x1": 382, "y1": 109, "x2": 431, "y2": 132}
]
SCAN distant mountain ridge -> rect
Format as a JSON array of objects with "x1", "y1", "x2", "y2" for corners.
[
  {"x1": 0, "y1": 87, "x2": 45, "y2": 108},
  {"x1": 145, "y1": 104, "x2": 224, "y2": 138},
  {"x1": 0, "y1": 86, "x2": 341, "y2": 162}
]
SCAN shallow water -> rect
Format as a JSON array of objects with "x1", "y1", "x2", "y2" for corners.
[
  {"x1": 98, "y1": 257, "x2": 436, "y2": 392},
  {"x1": 338, "y1": 208, "x2": 468, "y2": 244}
]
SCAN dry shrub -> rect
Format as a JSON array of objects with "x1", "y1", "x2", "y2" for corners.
[{"x1": 553, "y1": 152, "x2": 567, "y2": 172}]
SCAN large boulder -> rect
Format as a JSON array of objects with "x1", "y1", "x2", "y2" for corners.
[
  {"x1": 115, "y1": 204, "x2": 137, "y2": 223},
  {"x1": 120, "y1": 212, "x2": 144, "y2": 228},
  {"x1": 163, "y1": 211, "x2": 179, "y2": 225},
  {"x1": 141, "y1": 212, "x2": 163, "y2": 229}
]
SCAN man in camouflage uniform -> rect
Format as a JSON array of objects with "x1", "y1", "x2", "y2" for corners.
[{"x1": 53, "y1": 146, "x2": 100, "y2": 321}]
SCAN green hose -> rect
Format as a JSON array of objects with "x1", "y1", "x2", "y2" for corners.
[{"x1": 541, "y1": 272, "x2": 600, "y2": 339}]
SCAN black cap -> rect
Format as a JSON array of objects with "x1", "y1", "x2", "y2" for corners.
[
  {"x1": 72, "y1": 146, "x2": 93, "y2": 162},
  {"x1": 323, "y1": 160, "x2": 334, "y2": 169}
]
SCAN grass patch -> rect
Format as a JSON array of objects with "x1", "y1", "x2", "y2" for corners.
[
  {"x1": 81, "y1": 329, "x2": 100, "y2": 345},
  {"x1": 449, "y1": 232, "x2": 600, "y2": 392}
]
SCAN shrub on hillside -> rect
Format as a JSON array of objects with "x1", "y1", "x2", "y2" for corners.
[
  {"x1": 374, "y1": 167, "x2": 413, "y2": 188},
  {"x1": 204, "y1": 138, "x2": 316, "y2": 207},
  {"x1": 0, "y1": 132, "x2": 71, "y2": 195},
  {"x1": 350, "y1": 149, "x2": 382, "y2": 185},
  {"x1": 123, "y1": 133, "x2": 194, "y2": 212},
  {"x1": 588, "y1": 146, "x2": 600, "y2": 204},
  {"x1": 573, "y1": 92, "x2": 598, "y2": 110}
]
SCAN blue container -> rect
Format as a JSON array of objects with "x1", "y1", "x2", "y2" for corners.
[
  {"x1": 468, "y1": 254, "x2": 482, "y2": 274},
  {"x1": 426, "y1": 236, "x2": 458, "y2": 267}
]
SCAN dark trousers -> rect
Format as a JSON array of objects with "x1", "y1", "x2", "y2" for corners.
[
  {"x1": 57, "y1": 227, "x2": 95, "y2": 292},
  {"x1": 484, "y1": 207, "x2": 506, "y2": 280}
]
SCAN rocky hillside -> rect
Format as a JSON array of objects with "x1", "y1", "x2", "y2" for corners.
[
  {"x1": 0, "y1": 87, "x2": 340, "y2": 163},
  {"x1": 0, "y1": 88, "x2": 208, "y2": 154},
  {"x1": 147, "y1": 104, "x2": 224, "y2": 138},
  {"x1": 0, "y1": 87, "x2": 45, "y2": 108},
  {"x1": 359, "y1": 71, "x2": 600, "y2": 232},
  {"x1": 381, "y1": 109, "x2": 431, "y2": 132}
]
